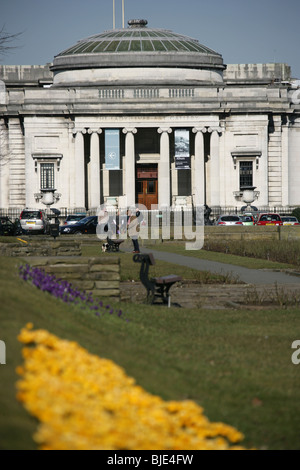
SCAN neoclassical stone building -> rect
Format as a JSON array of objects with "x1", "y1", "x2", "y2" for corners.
[{"x1": 1, "y1": 19, "x2": 300, "y2": 213}]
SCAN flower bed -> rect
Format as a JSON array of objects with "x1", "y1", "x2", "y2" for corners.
[
  {"x1": 19, "y1": 264, "x2": 127, "y2": 321},
  {"x1": 16, "y1": 324, "x2": 247, "y2": 450}
]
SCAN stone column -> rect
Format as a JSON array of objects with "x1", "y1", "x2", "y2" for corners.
[
  {"x1": 0, "y1": 118, "x2": 9, "y2": 208},
  {"x1": 89, "y1": 129, "x2": 102, "y2": 209},
  {"x1": 74, "y1": 130, "x2": 85, "y2": 209},
  {"x1": 158, "y1": 127, "x2": 172, "y2": 208},
  {"x1": 9, "y1": 118, "x2": 25, "y2": 207},
  {"x1": 122, "y1": 127, "x2": 137, "y2": 207},
  {"x1": 208, "y1": 128, "x2": 221, "y2": 207},
  {"x1": 281, "y1": 122, "x2": 289, "y2": 206},
  {"x1": 192, "y1": 127, "x2": 206, "y2": 207}
]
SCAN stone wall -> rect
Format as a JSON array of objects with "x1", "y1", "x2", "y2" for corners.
[
  {"x1": 0, "y1": 238, "x2": 81, "y2": 257},
  {"x1": 224, "y1": 63, "x2": 291, "y2": 83},
  {"x1": 27, "y1": 256, "x2": 120, "y2": 299},
  {"x1": 0, "y1": 64, "x2": 53, "y2": 86}
]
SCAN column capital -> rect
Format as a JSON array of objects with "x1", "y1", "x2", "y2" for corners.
[
  {"x1": 158, "y1": 127, "x2": 172, "y2": 134},
  {"x1": 122, "y1": 127, "x2": 137, "y2": 134},
  {"x1": 192, "y1": 127, "x2": 207, "y2": 134},
  {"x1": 207, "y1": 126, "x2": 222, "y2": 134},
  {"x1": 88, "y1": 128, "x2": 103, "y2": 134},
  {"x1": 72, "y1": 128, "x2": 86, "y2": 136}
]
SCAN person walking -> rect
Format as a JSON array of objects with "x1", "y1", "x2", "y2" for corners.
[{"x1": 127, "y1": 209, "x2": 141, "y2": 253}]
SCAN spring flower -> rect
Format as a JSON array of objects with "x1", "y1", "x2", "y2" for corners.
[
  {"x1": 18, "y1": 264, "x2": 129, "y2": 322},
  {"x1": 16, "y1": 324, "x2": 247, "y2": 451}
]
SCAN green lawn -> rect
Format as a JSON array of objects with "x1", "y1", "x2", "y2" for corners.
[
  {"x1": 143, "y1": 240, "x2": 296, "y2": 271},
  {"x1": 0, "y1": 255, "x2": 299, "y2": 450}
]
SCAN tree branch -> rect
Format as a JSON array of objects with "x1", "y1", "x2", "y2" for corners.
[{"x1": 0, "y1": 25, "x2": 23, "y2": 57}]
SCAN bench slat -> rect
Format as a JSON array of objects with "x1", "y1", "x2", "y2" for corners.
[{"x1": 153, "y1": 275, "x2": 182, "y2": 284}]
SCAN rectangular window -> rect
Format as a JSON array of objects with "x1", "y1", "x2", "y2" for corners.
[
  {"x1": 147, "y1": 181, "x2": 155, "y2": 194},
  {"x1": 240, "y1": 161, "x2": 253, "y2": 189},
  {"x1": 137, "y1": 181, "x2": 143, "y2": 194},
  {"x1": 40, "y1": 163, "x2": 54, "y2": 190}
]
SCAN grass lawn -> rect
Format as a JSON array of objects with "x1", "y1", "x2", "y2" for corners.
[
  {"x1": 0, "y1": 254, "x2": 299, "y2": 450},
  {"x1": 143, "y1": 240, "x2": 296, "y2": 271}
]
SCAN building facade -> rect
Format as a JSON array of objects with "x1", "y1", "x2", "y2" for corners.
[{"x1": 1, "y1": 19, "x2": 300, "y2": 214}]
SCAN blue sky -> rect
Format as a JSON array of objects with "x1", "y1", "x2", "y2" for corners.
[{"x1": 1, "y1": 0, "x2": 300, "y2": 78}]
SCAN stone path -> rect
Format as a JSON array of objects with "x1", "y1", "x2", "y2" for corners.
[{"x1": 140, "y1": 247, "x2": 300, "y2": 286}]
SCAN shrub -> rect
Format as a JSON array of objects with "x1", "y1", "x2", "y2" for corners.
[{"x1": 291, "y1": 207, "x2": 300, "y2": 222}]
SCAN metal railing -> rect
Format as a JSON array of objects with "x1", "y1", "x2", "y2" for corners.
[{"x1": 1, "y1": 205, "x2": 299, "y2": 227}]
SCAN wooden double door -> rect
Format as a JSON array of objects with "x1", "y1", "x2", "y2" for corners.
[{"x1": 136, "y1": 164, "x2": 158, "y2": 210}]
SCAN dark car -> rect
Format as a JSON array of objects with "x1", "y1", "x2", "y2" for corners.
[
  {"x1": 62, "y1": 213, "x2": 87, "y2": 226},
  {"x1": 60, "y1": 215, "x2": 98, "y2": 235},
  {"x1": 0, "y1": 216, "x2": 22, "y2": 236}
]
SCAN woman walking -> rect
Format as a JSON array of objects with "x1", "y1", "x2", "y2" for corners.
[{"x1": 127, "y1": 209, "x2": 141, "y2": 253}]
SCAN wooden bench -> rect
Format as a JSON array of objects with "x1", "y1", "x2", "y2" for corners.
[
  {"x1": 133, "y1": 253, "x2": 181, "y2": 306},
  {"x1": 106, "y1": 237, "x2": 124, "y2": 252}
]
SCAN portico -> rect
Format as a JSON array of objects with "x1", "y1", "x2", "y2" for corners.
[{"x1": 65, "y1": 119, "x2": 222, "y2": 211}]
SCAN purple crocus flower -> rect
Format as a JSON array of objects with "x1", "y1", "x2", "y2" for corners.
[{"x1": 19, "y1": 264, "x2": 129, "y2": 322}]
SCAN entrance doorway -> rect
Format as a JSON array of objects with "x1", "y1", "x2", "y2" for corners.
[{"x1": 136, "y1": 164, "x2": 158, "y2": 209}]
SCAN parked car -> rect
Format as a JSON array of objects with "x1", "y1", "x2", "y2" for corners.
[
  {"x1": 19, "y1": 209, "x2": 50, "y2": 234},
  {"x1": 255, "y1": 213, "x2": 283, "y2": 226},
  {"x1": 280, "y1": 216, "x2": 300, "y2": 226},
  {"x1": 60, "y1": 215, "x2": 98, "y2": 234},
  {"x1": 238, "y1": 214, "x2": 255, "y2": 226},
  {"x1": 215, "y1": 215, "x2": 243, "y2": 226},
  {"x1": 0, "y1": 216, "x2": 22, "y2": 236},
  {"x1": 62, "y1": 213, "x2": 86, "y2": 226}
]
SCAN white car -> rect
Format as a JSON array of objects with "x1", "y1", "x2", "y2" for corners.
[
  {"x1": 280, "y1": 216, "x2": 300, "y2": 226},
  {"x1": 215, "y1": 215, "x2": 243, "y2": 226},
  {"x1": 19, "y1": 209, "x2": 49, "y2": 234}
]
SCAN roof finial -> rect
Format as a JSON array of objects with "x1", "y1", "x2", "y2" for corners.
[{"x1": 128, "y1": 19, "x2": 148, "y2": 28}]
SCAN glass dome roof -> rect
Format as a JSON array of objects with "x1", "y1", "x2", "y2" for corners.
[
  {"x1": 57, "y1": 20, "x2": 219, "y2": 57},
  {"x1": 51, "y1": 20, "x2": 225, "y2": 85}
]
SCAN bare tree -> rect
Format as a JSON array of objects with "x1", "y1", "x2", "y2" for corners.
[
  {"x1": 0, "y1": 25, "x2": 22, "y2": 58},
  {"x1": 0, "y1": 25, "x2": 22, "y2": 166},
  {"x1": 0, "y1": 118, "x2": 9, "y2": 164}
]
